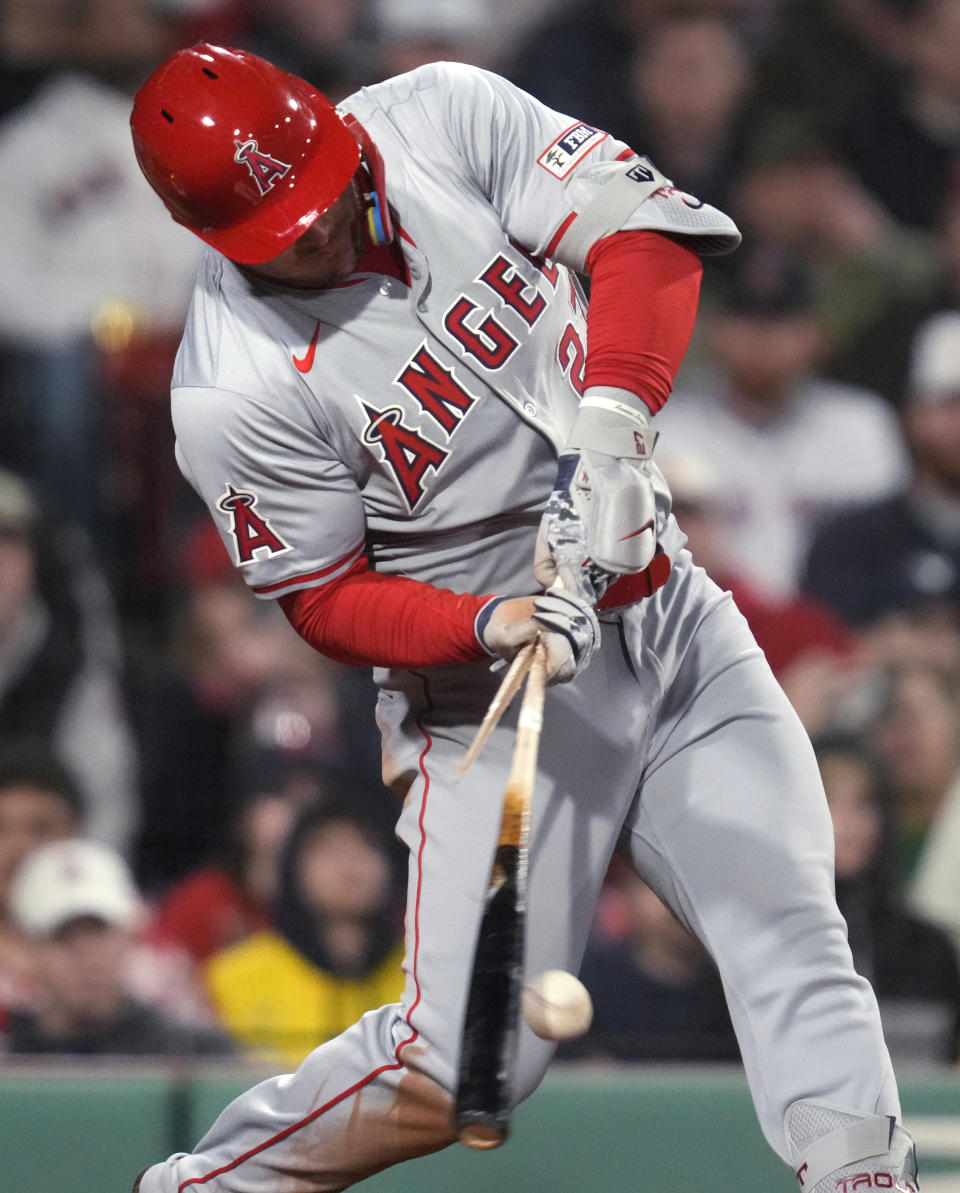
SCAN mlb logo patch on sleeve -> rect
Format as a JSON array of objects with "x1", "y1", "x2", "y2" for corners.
[{"x1": 538, "y1": 122, "x2": 607, "y2": 179}]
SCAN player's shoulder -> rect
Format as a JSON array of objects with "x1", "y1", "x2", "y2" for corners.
[
  {"x1": 343, "y1": 61, "x2": 513, "y2": 126},
  {"x1": 352, "y1": 59, "x2": 503, "y2": 100},
  {"x1": 173, "y1": 254, "x2": 306, "y2": 406}
]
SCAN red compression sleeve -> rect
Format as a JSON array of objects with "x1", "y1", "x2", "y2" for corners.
[
  {"x1": 278, "y1": 555, "x2": 490, "y2": 668},
  {"x1": 583, "y1": 230, "x2": 703, "y2": 415}
]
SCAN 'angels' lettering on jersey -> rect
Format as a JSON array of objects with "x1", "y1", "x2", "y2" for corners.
[
  {"x1": 397, "y1": 345, "x2": 479, "y2": 434},
  {"x1": 217, "y1": 483, "x2": 293, "y2": 565},
  {"x1": 361, "y1": 342, "x2": 480, "y2": 511},
  {"x1": 443, "y1": 297, "x2": 520, "y2": 370},
  {"x1": 479, "y1": 255, "x2": 548, "y2": 326},
  {"x1": 440, "y1": 245, "x2": 558, "y2": 371},
  {"x1": 359, "y1": 401, "x2": 449, "y2": 510},
  {"x1": 358, "y1": 245, "x2": 581, "y2": 511}
]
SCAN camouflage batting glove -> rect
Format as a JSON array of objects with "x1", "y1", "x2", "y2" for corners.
[
  {"x1": 534, "y1": 387, "x2": 659, "y2": 604},
  {"x1": 533, "y1": 454, "x2": 618, "y2": 605}
]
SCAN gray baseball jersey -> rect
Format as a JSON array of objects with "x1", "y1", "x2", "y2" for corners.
[
  {"x1": 140, "y1": 62, "x2": 905, "y2": 1193},
  {"x1": 171, "y1": 62, "x2": 736, "y2": 605}
]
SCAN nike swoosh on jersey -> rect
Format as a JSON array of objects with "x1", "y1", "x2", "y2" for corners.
[
  {"x1": 618, "y1": 519, "x2": 655, "y2": 542},
  {"x1": 293, "y1": 322, "x2": 322, "y2": 373}
]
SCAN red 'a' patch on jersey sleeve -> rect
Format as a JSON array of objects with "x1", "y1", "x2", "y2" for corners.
[{"x1": 216, "y1": 484, "x2": 293, "y2": 565}]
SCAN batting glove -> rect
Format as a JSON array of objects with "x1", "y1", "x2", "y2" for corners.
[
  {"x1": 475, "y1": 590, "x2": 600, "y2": 684},
  {"x1": 534, "y1": 387, "x2": 659, "y2": 604}
]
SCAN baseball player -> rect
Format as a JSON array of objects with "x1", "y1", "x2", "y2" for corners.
[{"x1": 129, "y1": 44, "x2": 919, "y2": 1193}]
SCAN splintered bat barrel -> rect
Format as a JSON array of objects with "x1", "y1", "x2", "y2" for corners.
[{"x1": 455, "y1": 640, "x2": 547, "y2": 1149}]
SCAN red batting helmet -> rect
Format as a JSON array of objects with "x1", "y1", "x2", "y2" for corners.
[{"x1": 130, "y1": 44, "x2": 362, "y2": 264}]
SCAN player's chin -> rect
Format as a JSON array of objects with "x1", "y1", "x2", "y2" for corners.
[
  {"x1": 309, "y1": 242, "x2": 363, "y2": 288},
  {"x1": 285, "y1": 257, "x2": 355, "y2": 290}
]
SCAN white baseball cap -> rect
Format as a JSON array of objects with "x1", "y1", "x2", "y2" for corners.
[
  {"x1": 9, "y1": 838, "x2": 143, "y2": 938},
  {"x1": 0, "y1": 468, "x2": 39, "y2": 538},
  {"x1": 656, "y1": 446, "x2": 722, "y2": 507},
  {"x1": 907, "y1": 311, "x2": 960, "y2": 402}
]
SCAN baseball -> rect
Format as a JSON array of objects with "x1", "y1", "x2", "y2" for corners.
[{"x1": 521, "y1": 969, "x2": 593, "y2": 1041}]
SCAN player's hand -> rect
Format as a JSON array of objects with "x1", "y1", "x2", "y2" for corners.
[
  {"x1": 533, "y1": 454, "x2": 619, "y2": 604},
  {"x1": 475, "y1": 590, "x2": 600, "y2": 684},
  {"x1": 534, "y1": 389, "x2": 659, "y2": 603}
]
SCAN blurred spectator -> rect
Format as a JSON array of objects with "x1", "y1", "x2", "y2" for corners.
[
  {"x1": 725, "y1": 117, "x2": 938, "y2": 367},
  {"x1": 204, "y1": 791, "x2": 405, "y2": 1067},
  {"x1": 483, "y1": 0, "x2": 569, "y2": 60},
  {"x1": 0, "y1": 748, "x2": 211, "y2": 1028},
  {"x1": 867, "y1": 662, "x2": 960, "y2": 876},
  {"x1": 0, "y1": 54, "x2": 202, "y2": 587},
  {"x1": 506, "y1": 0, "x2": 670, "y2": 143},
  {"x1": 370, "y1": 0, "x2": 496, "y2": 79},
  {"x1": 241, "y1": 0, "x2": 370, "y2": 102},
  {"x1": 829, "y1": 181, "x2": 960, "y2": 404},
  {"x1": 656, "y1": 241, "x2": 909, "y2": 599},
  {"x1": 0, "y1": 0, "x2": 173, "y2": 119},
  {"x1": 145, "y1": 0, "x2": 252, "y2": 50},
  {"x1": 0, "y1": 747, "x2": 82, "y2": 1015},
  {"x1": 749, "y1": 0, "x2": 909, "y2": 131},
  {"x1": 815, "y1": 733, "x2": 960, "y2": 1063},
  {"x1": 2, "y1": 838, "x2": 235, "y2": 1055},
  {"x1": 0, "y1": 469, "x2": 139, "y2": 852},
  {"x1": 130, "y1": 519, "x2": 352, "y2": 892},
  {"x1": 837, "y1": 0, "x2": 960, "y2": 232},
  {"x1": 802, "y1": 312, "x2": 960, "y2": 633},
  {"x1": 566, "y1": 865, "x2": 739, "y2": 1062},
  {"x1": 508, "y1": 3, "x2": 754, "y2": 209},
  {"x1": 622, "y1": 9, "x2": 754, "y2": 212},
  {"x1": 146, "y1": 750, "x2": 334, "y2": 964}
]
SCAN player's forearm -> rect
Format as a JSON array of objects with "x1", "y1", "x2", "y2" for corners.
[
  {"x1": 278, "y1": 556, "x2": 490, "y2": 667},
  {"x1": 583, "y1": 229, "x2": 702, "y2": 414}
]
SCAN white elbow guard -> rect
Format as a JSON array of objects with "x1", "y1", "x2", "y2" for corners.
[{"x1": 555, "y1": 155, "x2": 741, "y2": 272}]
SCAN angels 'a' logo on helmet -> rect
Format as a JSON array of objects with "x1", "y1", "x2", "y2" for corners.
[{"x1": 234, "y1": 139, "x2": 292, "y2": 196}]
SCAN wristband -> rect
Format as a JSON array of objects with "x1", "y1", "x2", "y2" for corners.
[
  {"x1": 566, "y1": 402, "x2": 659, "y2": 459},
  {"x1": 474, "y1": 595, "x2": 508, "y2": 655}
]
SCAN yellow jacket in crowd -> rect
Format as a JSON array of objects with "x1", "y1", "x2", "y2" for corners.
[{"x1": 205, "y1": 931, "x2": 406, "y2": 1068}]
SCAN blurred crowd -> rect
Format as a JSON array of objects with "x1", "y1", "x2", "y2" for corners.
[{"x1": 2, "y1": 0, "x2": 960, "y2": 1071}]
